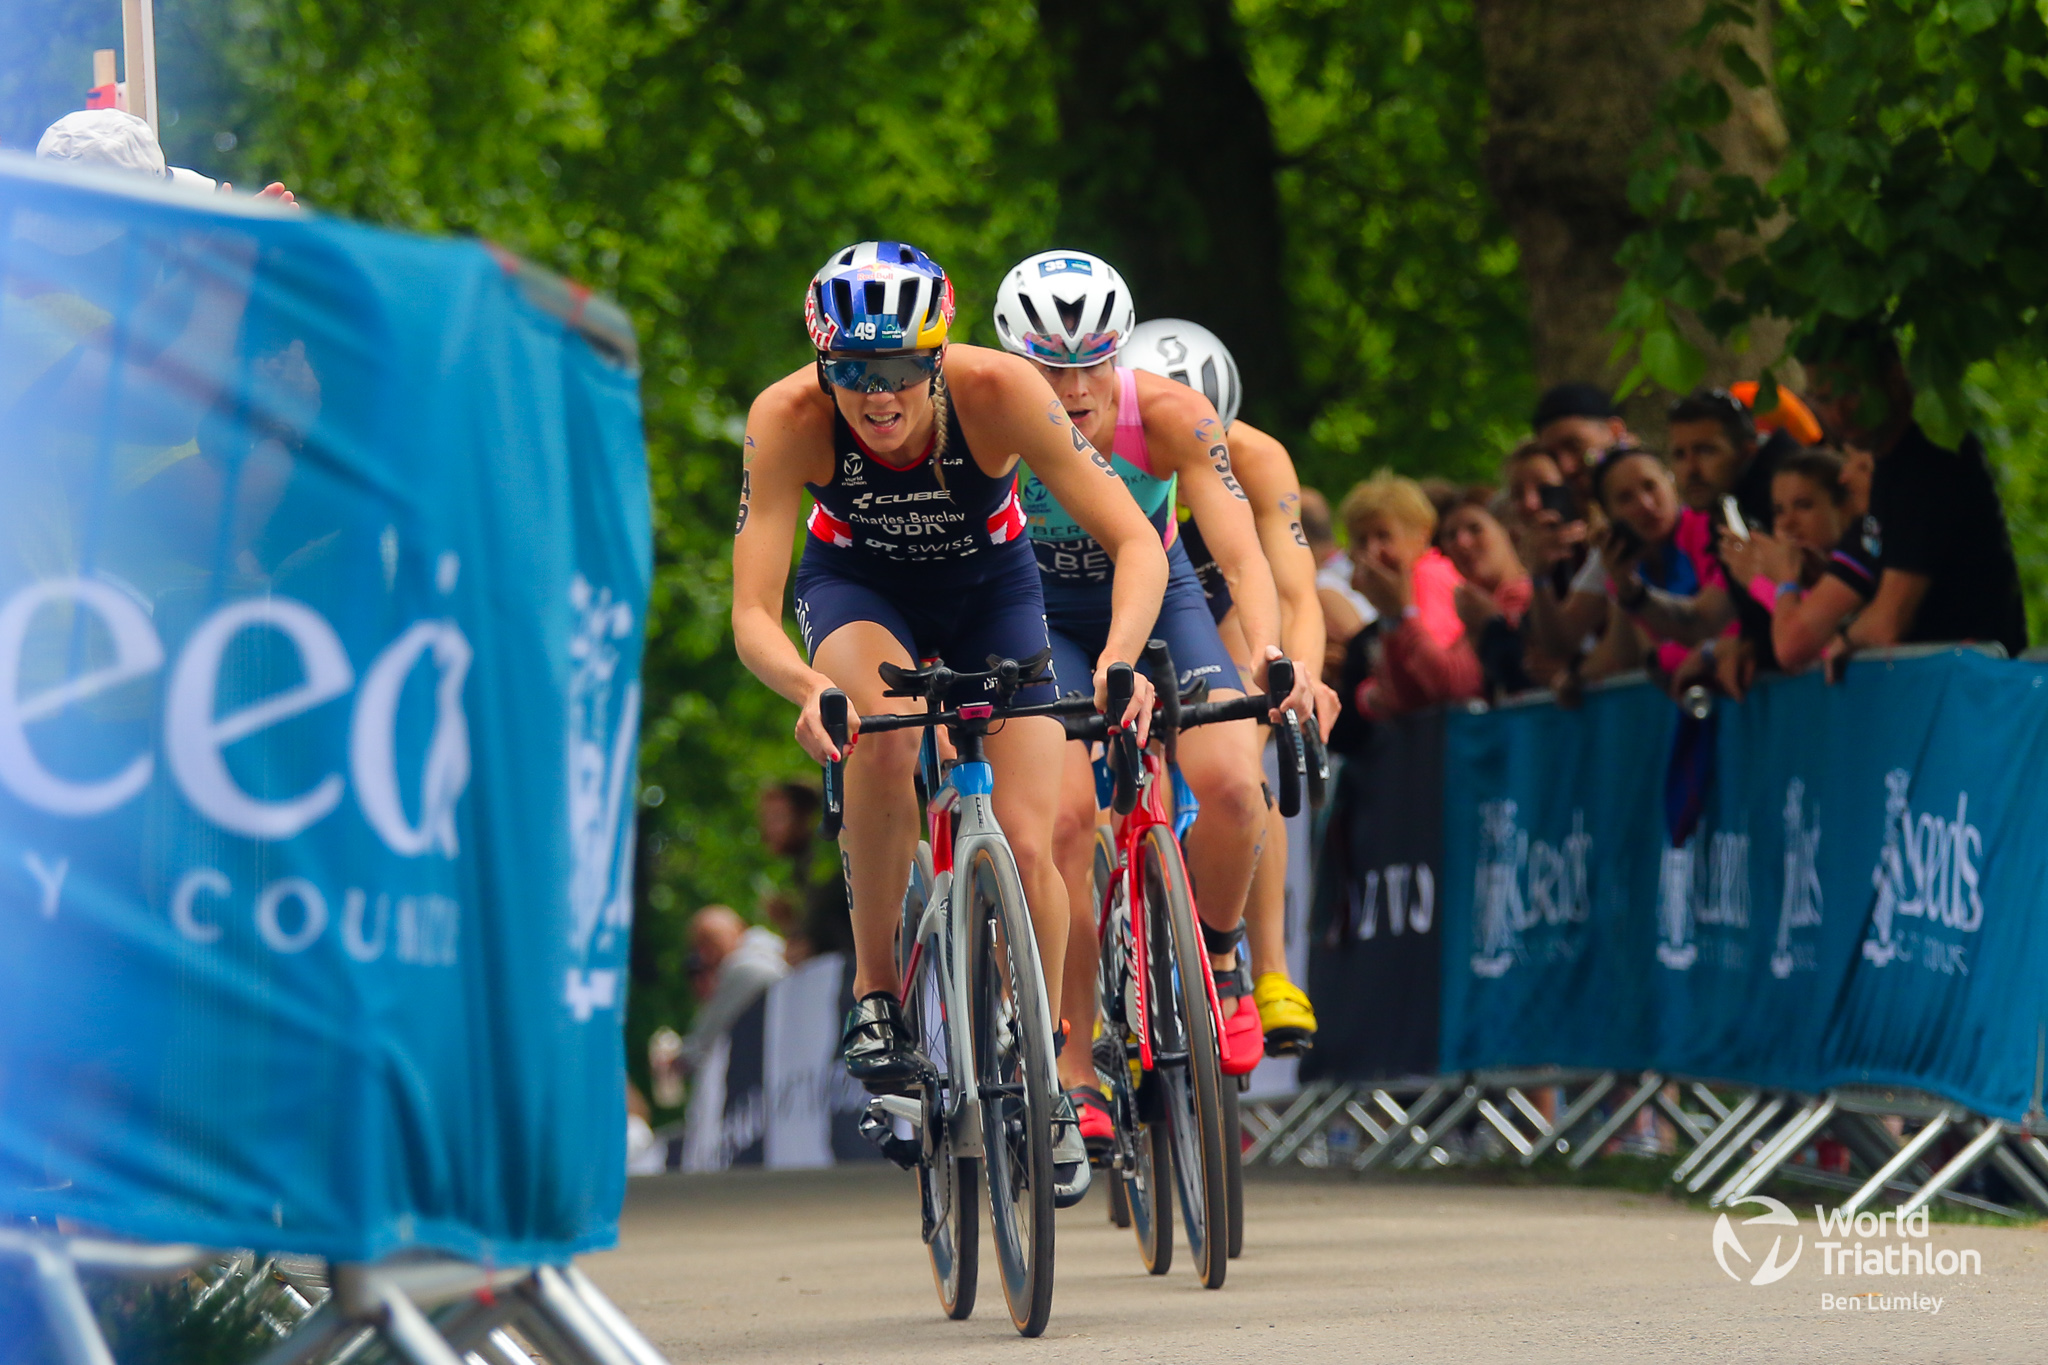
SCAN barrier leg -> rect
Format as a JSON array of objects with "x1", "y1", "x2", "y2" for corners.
[
  {"x1": 1683, "y1": 1096, "x2": 1786, "y2": 1193},
  {"x1": 1898, "y1": 1120, "x2": 2008, "y2": 1219},
  {"x1": 1688, "y1": 1083, "x2": 1732, "y2": 1123},
  {"x1": 1986, "y1": 1142, "x2": 2048, "y2": 1216},
  {"x1": 1475, "y1": 1098, "x2": 1536, "y2": 1159},
  {"x1": 1531, "y1": 1073, "x2": 1616, "y2": 1165},
  {"x1": 372, "y1": 1281, "x2": 470, "y2": 1365},
  {"x1": 250, "y1": 1305, "x2": 355, "y2": 1365},
  {"x1": 1710, "y1": 1096, "x2": 1836, "y2": 1207},
  {"x1": 14, "y1": 1238, "x2": 114, "y2": 1365},
  {"x1": 1392, "y1": 1082, "x2": 1481, "y2": 1170},
  {"x1": 1653, "y1": 1089, "x2": 1707, "y2": 1150},
  {"x1": 1341, "y1": 1097, "x2": 1393, "y2": 1147},
  {"x1": 1354, "y1": 1080, "x2": 1453, "y2": 1171},
  {"x1": 563, "y1": 1264, "x2": 671, "y2": 1365},
  {"x1": 1669, "y1": 1091, "x2": 1764, "y2": 1184},
  {"x1": 1839, "y1": 1109, "x2": 1955, "y2": 1217},
  {"x1": 520, "y1": 1266, "x2": 641, "y2": 1365},
  {"x1": 1243, "y1": 1082, "x2": 1332, "y2": 1164},
  {"x1": 1566, "y1": 1073, "x2": 1664, "y2": 1171},
  {"x1": 1262, "y1": 1084, "x2": 1358, "y2": 1167},
  {"x1": 480, "y1": 1327, "x2": 535, "y2": 1365}
]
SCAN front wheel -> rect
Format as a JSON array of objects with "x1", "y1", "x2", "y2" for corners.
[
  {"x1": 1223, "y1": 1076, "x2": 1244, "y2": 1260},
  {"x1": 971, "y1": 843, "x2": 1056, "y2": 1337},
  {"x1": 900, "y1": 842, "x2": 977, "y2": 1319},
  {"x1": 1141, "y1": 824, "x2": 1228, "y2": 1289}
]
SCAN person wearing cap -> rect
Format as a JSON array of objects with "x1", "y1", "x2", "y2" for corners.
[
  {"x1": 36, "y1": 108, "x2": 297, "y2": 204},
  {"x1": 1521, "y1": 384, "x2": 1639, "y2": 683},
  {"x1": 1533, "y1": 381, "x2": 1630, "y2": 508}
]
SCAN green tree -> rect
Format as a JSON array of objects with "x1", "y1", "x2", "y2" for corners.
[
  {"x1": 1242, "y1": 0, "x2": 1533, "y2": 488},
  {"x1": 1620, "y1": 0, "x2": 2048, "y2": 424}
]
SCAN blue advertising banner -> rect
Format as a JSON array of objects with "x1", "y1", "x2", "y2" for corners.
[
  {"x1": 0, "y1": 156, "x2": 650, "y2": 1262},
  {"x1": 1440, "y1": 653, "x2": 2048, "y2": 1122}
]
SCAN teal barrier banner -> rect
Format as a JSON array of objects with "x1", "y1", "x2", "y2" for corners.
[
  {"x1": 0, "y1": 157, "x2": 650, "y2": 1261},
  {"x1": 1440, "y1": 652, "x2": 2048, "y2": 1121}
]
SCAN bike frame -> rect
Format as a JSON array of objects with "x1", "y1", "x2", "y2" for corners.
[
  {"x1": 1098, "y1": 745, "x2": 1227, "y2": 1074},
  {"x1": 891, "y1": 718, "x2": 1061, "y2": 1162}
]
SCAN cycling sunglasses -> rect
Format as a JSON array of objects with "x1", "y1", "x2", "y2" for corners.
[
  {"x1": 820, "y1": 352, "x2": 941, "y2": 393},
  {"x1": 1020, "y1": 331, "x2": 1120, "y2": 367}
]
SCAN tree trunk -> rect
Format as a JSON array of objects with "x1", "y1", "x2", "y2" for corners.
[
  {"x1": 1038, "y1": 0, "x2": 1300, "y2": 428},
  {"x1": 1474, "y1": 0, "x2": 1787, "y2": 420}
]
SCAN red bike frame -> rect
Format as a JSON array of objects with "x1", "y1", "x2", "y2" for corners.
[{"x1": 1096, "y1": 745, "x2": 1227, "y2": 1073}]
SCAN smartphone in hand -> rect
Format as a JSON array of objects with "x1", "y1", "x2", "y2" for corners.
[{"x1": 1722, "y1": 495, "x2": 1749, "y2": 541}]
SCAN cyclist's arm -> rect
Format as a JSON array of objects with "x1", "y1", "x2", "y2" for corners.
[
  {"x1": 1227, "y1": 420, "x2": 1324, "y2": 683},
  {"x1": 1145, "y1": 379, "x2": 1302, "y2": 714},
  {"x1": 732, "y1": 374, "x2": 843, "y2": 762},
  {"x1": 949, "y1": 348, "x2": 1165, "y2": 730}
]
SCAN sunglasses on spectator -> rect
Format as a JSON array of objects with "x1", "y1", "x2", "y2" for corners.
[{"x1": 820, "y1": 352, "x2": 941, "y2": 393}]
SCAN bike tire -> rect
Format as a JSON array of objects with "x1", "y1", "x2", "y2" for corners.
[
  {"x1": 1140, "y1": 824, "x2": 1229, "y2": 1289},
  {"x1": 899, "y1": 842, "x2": 977, "y2": 1321},
  {"x1": 970, "y1": 842, "x2": 1056, "y2": 1337},
  {"x1": 1223, "y1": 1076, "x2": 1244, "y2": 1260},
  {"x1": 1089, "y1": 827, "x2": 1134, "y2": 1233}
]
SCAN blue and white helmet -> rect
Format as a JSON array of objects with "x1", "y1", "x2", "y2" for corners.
[
  {"x1": 993, "y1": 250, "x2": 1134, "y2": 367},
  {"x1": 804, "y1": 241, "x2": 955, "y2": 354},
  {"x1": 1124, "y1": 318, "x2": 1242, "y2": 428}
]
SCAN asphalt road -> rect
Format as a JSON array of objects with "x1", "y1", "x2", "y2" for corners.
[{"x1": 583, "y1": 1165, "x2": 2048, "y2": 1364}]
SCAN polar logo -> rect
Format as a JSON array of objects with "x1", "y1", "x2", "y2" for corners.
[
  {"x1": 1713, "y1": 1197, "x2": 1803, "y2": 1286},
  {"x1": 0, "y1": 576, "x2": 471, "y2": 853}
]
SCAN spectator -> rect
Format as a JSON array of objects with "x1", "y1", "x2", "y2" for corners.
[
  {"x1": 1667, "y1": 386, "x2": 1785, "y2": 690},
  {"x1": 1441, "y1": 490, "x2": 1539, "y2": 697},
  {"x1": 1303, "y1": 485, "x2": 1376, "y2": 685},
  {"x1": 37, "y1": 108, "x2": 298, "y2": 203},
  {"x1": 757, "y1": 781, "x2": 853, "y2": 959},
  {"x1": 1589, "y1": 445, "x2": 1736, "y2": 685},
  {"x1": 1533, "y1": 382, "x2": 1632, "y2": 508},
  {"x1": 1719, "y1": 447, "x2": 1880, "y2": 672},
  {"x1": 1339, "y1": 471, "x2": 1482, "y2": 718},
  {"x1": 678, "y1": 905, "x2": 788, "y2": 1075},
  {"x1": 1803, "y1": 321, "x2": 2028, "y2": 660}
]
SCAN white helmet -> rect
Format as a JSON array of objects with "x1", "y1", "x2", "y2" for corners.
[
  {"x1": 993, "y1": 250, "x2": 1134, "y2": 368},
  {"x1": 1124, "y1": 318, "x2": 1242, "y2": 428}
]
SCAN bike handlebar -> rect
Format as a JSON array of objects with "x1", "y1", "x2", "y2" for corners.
[{"x1": 820, "y1": 688, "x2": 851, "y2": 839}]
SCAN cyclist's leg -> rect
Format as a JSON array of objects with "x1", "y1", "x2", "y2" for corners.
[
  {"x1": 1044, "y1": 623, "x2": 1107, "y2": 1094},
  {"x1": 794, "y1": 569, "x2": 928, "y2": 1001},
  {"x1": 1153, "y1": 565, "x2": 1264, "y2": 952},
  {"x1": 1052, "y1": 740, "x2": 1102, "y2": 1092}
]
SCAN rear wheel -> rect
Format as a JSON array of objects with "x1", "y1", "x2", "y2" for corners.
[
  {"x1": 899, "y1": 843, "x2": 976, "y2": 1320},
  {"x1": 1140, "y1": 824, "x2": 1228, "y2": 1289},
  {"x1": 971, "y1": 844, "x2": 1056, "y2": 1337}
]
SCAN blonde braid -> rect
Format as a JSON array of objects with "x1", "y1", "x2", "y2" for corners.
[{"x1": 929, "y1": 372, "x2": 952, "y2": 491}]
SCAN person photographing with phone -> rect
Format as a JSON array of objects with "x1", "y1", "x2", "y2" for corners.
[{"x1": 1586, "y1": 446, "x2": 1739, "y2": 692}]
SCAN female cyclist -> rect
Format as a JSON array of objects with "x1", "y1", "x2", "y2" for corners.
[
  {"x1": 1124, "y1": 318, "x2": 1334, "y2": 1056},
  {"x1": 731, "y1": 242, "x2": 1167, "y2": 1198},
  {"x1": 990, "y1": 251, "x2": 1310, "y2": 1142}
]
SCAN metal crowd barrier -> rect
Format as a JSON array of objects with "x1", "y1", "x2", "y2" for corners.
[
  {"x1": 1244, "y1": 1074, "x2": 2048, "y2": 1221},
  {"x1": 0, "y1": 1229, "x2": 669, "y2": 1365}
]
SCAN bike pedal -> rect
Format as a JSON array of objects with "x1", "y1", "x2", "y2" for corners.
[{"x1": 858, "y1": 1102, "x2": 924, "y2": 1171}]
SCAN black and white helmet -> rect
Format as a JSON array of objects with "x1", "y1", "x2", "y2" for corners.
[
  {"x1": 992, "y1": 250, "x2": 1134, "y2": 367},
  {"x1": 1124, "y1": 318, "x2": 1241, "y2": 428}
]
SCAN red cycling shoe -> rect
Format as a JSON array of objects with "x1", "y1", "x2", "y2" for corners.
[
  {"x1": 1215, "y1": 963, "x2": 1265, "y2": 1076},
  {"x1": 1068, "y1": 1084, "x2": 1115, "y2": 1158}
]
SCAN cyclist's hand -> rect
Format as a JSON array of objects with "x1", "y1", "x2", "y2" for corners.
[
  {"x1": 794, "y1": 679, "x2": 859, "y2": 764},
  {"x1": 1095, "y1": 660, "x2": 1154, "y2": 747},
  {"x1": 1312, "y1": 680, "x2": 1341, "y2": 741},
  {"x1": 1258, "y1": 646, "x2": 1315, "y2": 725}
]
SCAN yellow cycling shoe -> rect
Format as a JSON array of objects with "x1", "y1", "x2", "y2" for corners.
[{"x1": 1253, "y1": 973, "x2": 1317, "y2": 1057}]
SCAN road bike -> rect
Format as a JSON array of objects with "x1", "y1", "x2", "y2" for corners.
[
  {"x1": 1075, "y1": 642, "x2": 1304, "y2": 1288},
  {"x1": 817, "y1": 652, "x2": 1093, "y2": 1338}
]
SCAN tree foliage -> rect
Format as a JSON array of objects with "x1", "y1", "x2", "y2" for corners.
[
  {"x1": 1244, "y1": 0, "x2": 1532, "y2": 488},
  {"x1": 1619, "y1": 0, "x2": 2048, "y2": 431}
]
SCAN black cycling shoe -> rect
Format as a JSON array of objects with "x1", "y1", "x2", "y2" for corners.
[{"x1": 841, "y1": 992, "x2": 922, "y2": 1095}]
